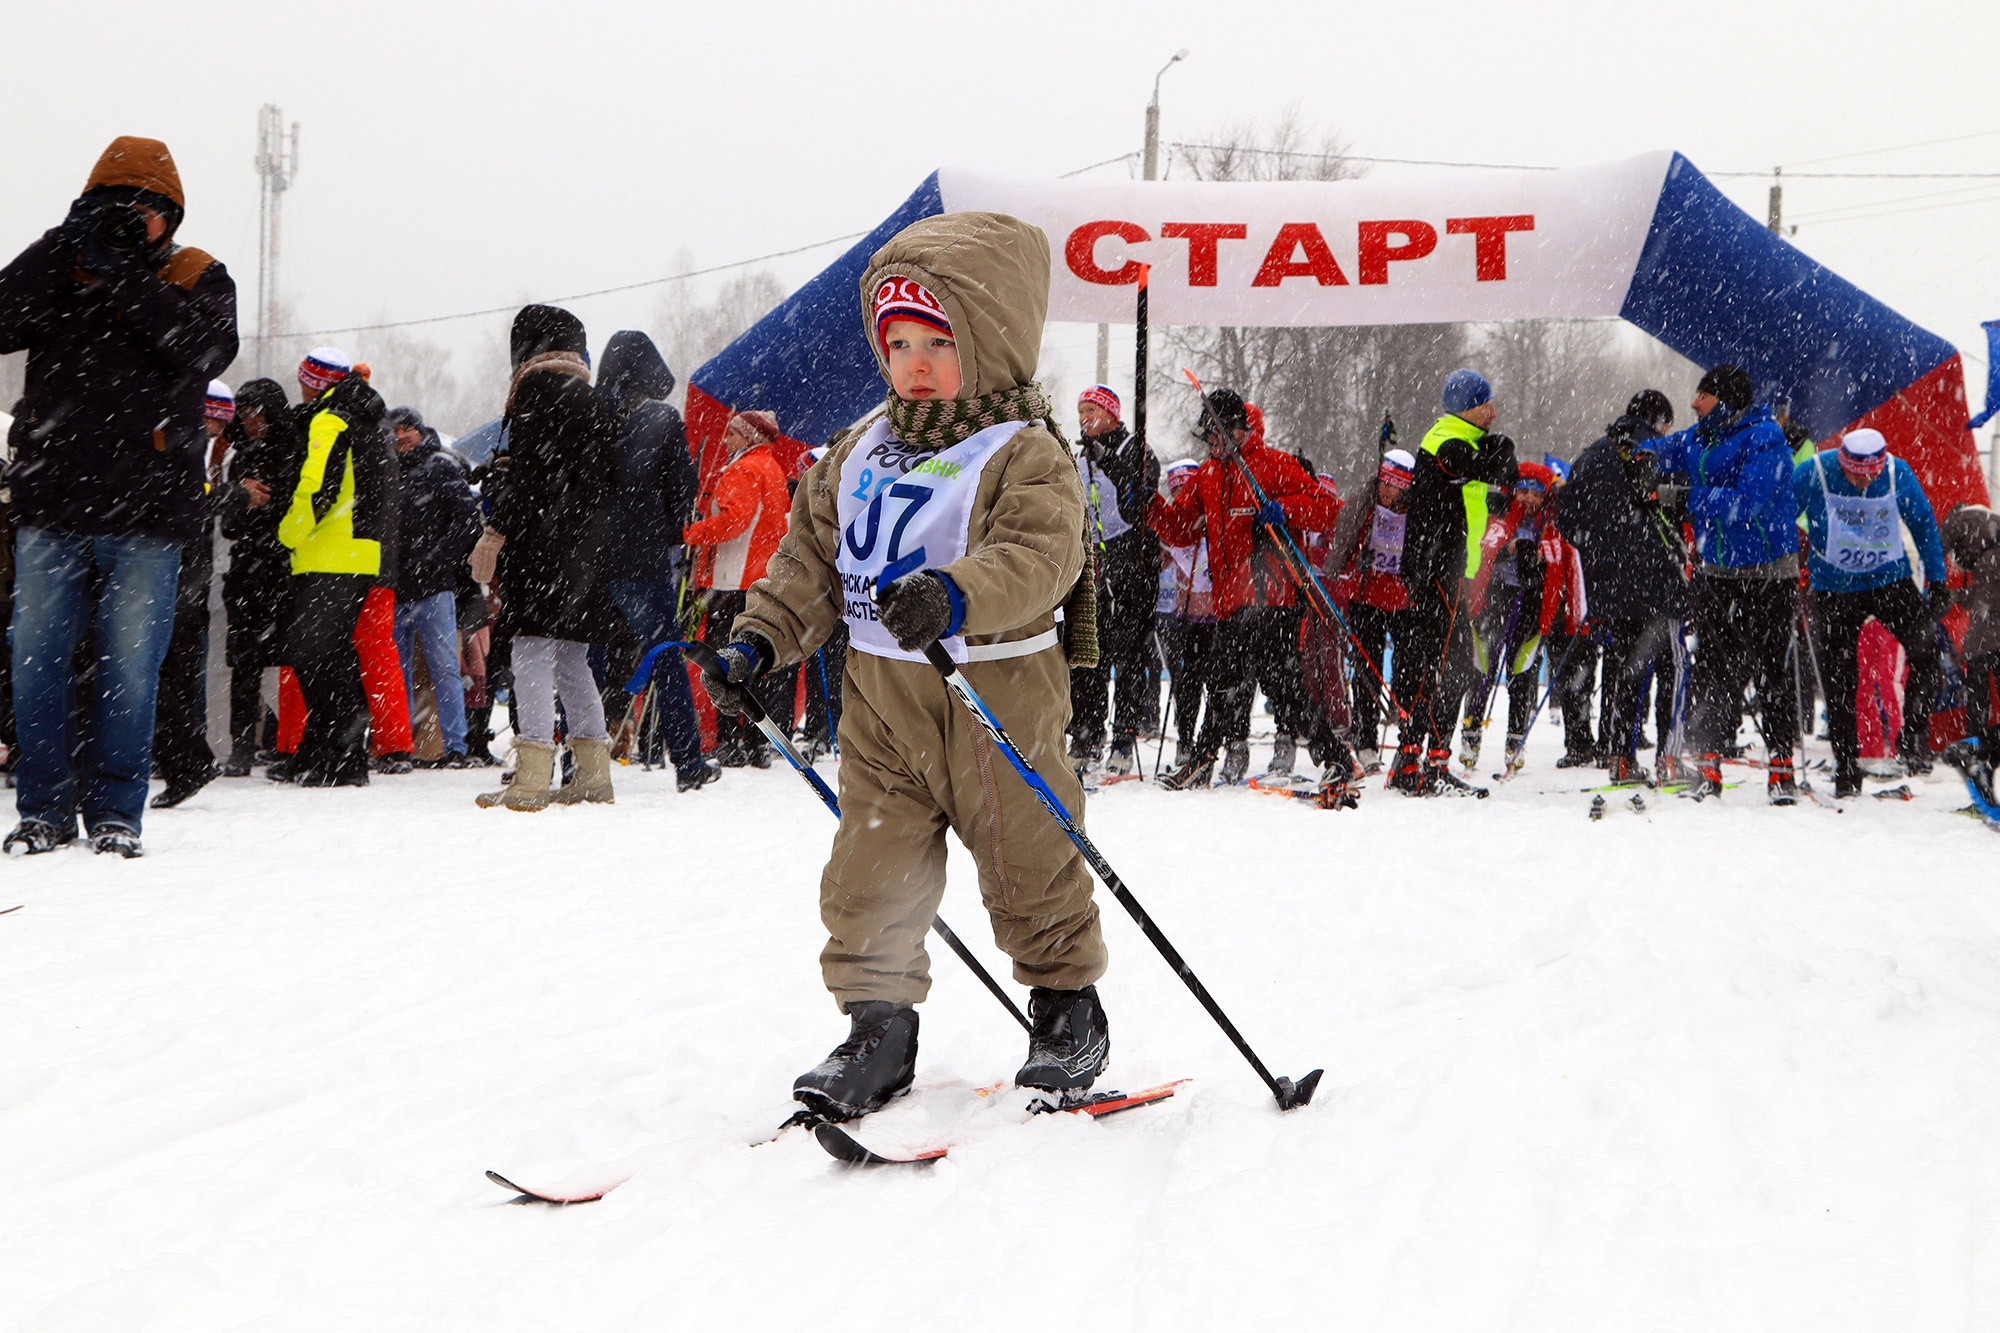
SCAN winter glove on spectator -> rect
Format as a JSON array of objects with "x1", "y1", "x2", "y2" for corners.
[
  {"x1": 469, "y1": 527, "x2": 504, "y2": 584},
  {"x1": 1257, "y1": 499, "x2": 1286, "y2": 527},
  {"x1": 700, "y1": 635, "x2": 773, "y2": 718},
  {"x1": 876, "y1": 570, "x2": 960, "y2": 652}
]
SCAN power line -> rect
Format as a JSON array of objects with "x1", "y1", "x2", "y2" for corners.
[
  {"x1": 1783, "y1": 127, "x2": 2000, "y2": 169},
  {"x1": 1172, "y1": 140, "x2": 2000, "y2": 180},
  {"x1": 283, "y1": 231, "x2": 868, "y2": 340}
]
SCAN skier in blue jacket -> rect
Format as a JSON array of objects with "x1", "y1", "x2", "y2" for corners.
[
  {"x1": 1648, "y1": 364, "x2": 1800, "y2": 801},
  {"x1": 1792, "y1": 427, "x2": 1948, "y2": 796}
]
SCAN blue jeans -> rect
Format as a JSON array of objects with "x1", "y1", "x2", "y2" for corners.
[
  {"x1": 393, "y1": 590, "x2": 468, "y2": 754},
  {"x1": 610, "y1": 577, "x2": 704, "y2": 777},
  {"x1": 10, "y1": 526, "x2": 182, "y2": 835}
]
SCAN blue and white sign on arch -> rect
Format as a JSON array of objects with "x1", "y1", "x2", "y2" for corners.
[{"x1": 688, "y1": 152, "x2": 1985, "y2": 514}]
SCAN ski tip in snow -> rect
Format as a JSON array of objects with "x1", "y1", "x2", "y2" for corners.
[
  {"x1": 485, "y1": 1169, "x2": 624, "y2": 1205},
  {"x1": 814, "y1": 1121, "x2": 950, "y2": 1167}
]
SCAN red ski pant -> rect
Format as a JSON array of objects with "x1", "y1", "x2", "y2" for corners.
[{"x1": 278, "y1": 586, "x2": 413, "y2": 756}]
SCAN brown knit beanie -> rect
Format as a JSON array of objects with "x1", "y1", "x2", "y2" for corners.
[{"x1": 725, "y1": 410, "x2": 780, "y2": 449}]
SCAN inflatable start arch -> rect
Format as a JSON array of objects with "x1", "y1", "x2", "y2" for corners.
[{"x1": 688, "y1": 151, "x2": 1987, "y2": 512}]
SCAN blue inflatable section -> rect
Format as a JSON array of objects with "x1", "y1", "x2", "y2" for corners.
[
  {"x1": 1619, "y1": 154, "x2": 1956, "y2": 441},
  {"x1": 692, "y1": 173, "x2": 943, "y2": 448}
]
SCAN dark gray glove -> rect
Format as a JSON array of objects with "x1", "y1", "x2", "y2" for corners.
[
  {"x1": 700, "y1": 636, "x2": 771, "y2": 718},
  {"x1": 876, "y1": 571, "x2": 955, "y2": 652}
]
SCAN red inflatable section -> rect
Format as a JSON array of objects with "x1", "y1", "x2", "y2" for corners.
[
  {"x1": 684, "y1": 383, "x2": 813, "y2": 493},
  {"x1": 1836, "y1": 355, "x2": 1990, "y2": 515}
]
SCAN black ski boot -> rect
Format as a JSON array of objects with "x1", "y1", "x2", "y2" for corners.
[
  {"x1": 1424, "y1": 749, "x2": 1487, "y2": 798},
  {"x1": 793, "y1": 1001, "x2": 919, "y2": 1122},
  {"x1": 1159, "y1": 748, "x2": 1216, "y2": 791},
  {"x1": 1388, "y1": 744, "x2": 1429, "y2": 796},
  {"x1": 1016, "y1": 984, "x2": 1110, "y2": 1099}
]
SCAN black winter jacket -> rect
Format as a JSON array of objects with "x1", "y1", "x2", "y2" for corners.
[
  {"x1": 1554, "y1": 416, "x2": 1688, "y2": 622},
  {"x1": 217, "y1": 380, "x2": 305, "y2": 629},
  {"x1": 395, "y1": 435, "x2": 481, "y2": 602},
  {"x1": 491, "y1": 369, "x2": 621, "y2": 643},
  {"x1": 598, "y1": 331, "x2": 696, "y2": 584},
  {"x1": 1405, "y1": 431, "x2": 1518, "y2": 598},
  {"x1": 1079, "y1": 424, "x2": 1161, "y2": 595},
  {"x1": 0, "y1": 232, "x2": 238, "y2": 541}
]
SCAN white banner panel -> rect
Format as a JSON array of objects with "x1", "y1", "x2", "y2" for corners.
[{"x1": 938, "y1": 152, "x2": 1673, "y2": 328}]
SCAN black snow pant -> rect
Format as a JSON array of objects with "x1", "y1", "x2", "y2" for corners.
[
  {"x1": 1159, "y1": 616, "x2": 1211, "y2": 752},
  {"x1": 1070, "y1": 568, "x2": 1161, "y2": 749},
  {"x1": 1251, "y1": 603, "x2": 1312, "y2": 742},
  {"x1": 151, "y1": 535, "x2": 215, "y2": 785},
  {"x1": 1192, "y1": 606, "x2": 1300, "y2": 758},
  {"x1": 1393, "y1": 572, "x2": 1464, "y2": 760},
  {"x1": 1811, "y1": 579, "x2": 1941, "y2": 779},
  {"x1": 1547, "y1": 629, "x2": 1599, "y2": 759},
  {"x1": 1965, "y1": 650, "x2": 2000, "y2": 755},
  {"x1": 1689, "y1": 571, "x2": 1797, "y2": 761},
  {"x1": 1346, "y1": 601, "x2": 1398, "y2": 752},
  {"x1": 286, "y1": 573, "x2": 372, "y2": 780},
  {"x1": 224, "y1": 560, "x2": 289, "y2": 757},
  {"x1": 1598, "y1": 615, "x2": 1683, "y2": 763}
]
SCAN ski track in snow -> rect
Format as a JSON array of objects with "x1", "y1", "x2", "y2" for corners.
[{"x1": 3, "y1": 729, "x2": 1999, "y2": 1330}]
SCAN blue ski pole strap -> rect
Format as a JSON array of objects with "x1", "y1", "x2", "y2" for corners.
[{"x1": 624, "y1": 640, "x2": 695, "y2": 695}]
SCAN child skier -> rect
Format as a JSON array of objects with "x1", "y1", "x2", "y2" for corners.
[{"x1": 701, "y1": 212, "x2": 1109, "y2": 1122}]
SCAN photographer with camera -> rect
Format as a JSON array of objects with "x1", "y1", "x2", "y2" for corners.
[{"x1": 0, "y1": 136, "x2": 238, "y2": 857}]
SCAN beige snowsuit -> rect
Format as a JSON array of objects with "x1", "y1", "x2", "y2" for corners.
[{"x1": 734, "y1": 213, "x2": 1107, "y2": 1011}]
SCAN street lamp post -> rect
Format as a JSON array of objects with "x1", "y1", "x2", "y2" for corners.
[
  {"x1": 1143, "y1": 48, "x2": 1188, "y2": 183},
  {"x1": 1102, "y1": 50, "x2": 1188, "y2": 387}
]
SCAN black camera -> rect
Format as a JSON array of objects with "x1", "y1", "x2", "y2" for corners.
[{"x1": 94, "y1": 201, "x2": 148, "y2": 252}]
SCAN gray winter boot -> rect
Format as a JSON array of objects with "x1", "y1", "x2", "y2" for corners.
[
  {"x1": 477, "y1": 739, "x2": 556, "y2": 811},
  {"x1": 1265, "y1": 733, "x2": 1296, "y2": 778},
  {"x1": 1219, "y1": 740, "x2": 1251, "y2": 785},
  {"x1": 552, "y1": 737, "x2": 616, "y2": 805}
]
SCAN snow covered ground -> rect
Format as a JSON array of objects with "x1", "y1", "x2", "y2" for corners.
[{"x1": 5, "y1": 724, "x2": 1998, "y2": 1331}]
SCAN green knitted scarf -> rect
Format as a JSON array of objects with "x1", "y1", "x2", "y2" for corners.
[{"x1": 885, "y1": 382, "x2": 1060, "y2": 450}]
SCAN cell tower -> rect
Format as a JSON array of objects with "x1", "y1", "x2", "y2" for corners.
[{"x1": 254, "y1": 104, "x2": 300, "y2": 376}]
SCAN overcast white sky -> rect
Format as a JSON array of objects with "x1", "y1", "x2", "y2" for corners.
[{"x1": 4, "y1": 0, "x2": 1996, "y2": 414}]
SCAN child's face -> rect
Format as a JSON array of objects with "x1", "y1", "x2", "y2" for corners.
[{"x1": 884, "y1": 320, "x2": 962, "y2": 401}]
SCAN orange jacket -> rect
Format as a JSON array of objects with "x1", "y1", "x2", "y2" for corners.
[{"x1": 683, "y1": 441, "x2": 789, "y2": 590}]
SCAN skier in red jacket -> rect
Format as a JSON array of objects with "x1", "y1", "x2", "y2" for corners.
[{"x1": 1148, "y1": 389, "x2": 1340, "y2": 788}]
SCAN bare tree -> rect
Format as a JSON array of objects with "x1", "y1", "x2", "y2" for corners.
[
  {"x1": 1162, "y1": 111, "x2": 1473, "y2": 526},
  {"x1": 648, "y1": 259, "x2": 787, "y2": 410}
]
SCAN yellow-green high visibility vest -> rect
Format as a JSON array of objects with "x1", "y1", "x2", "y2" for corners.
[{"x1": 1419, "y1": 413, "x2": 1490, "y2": 578}]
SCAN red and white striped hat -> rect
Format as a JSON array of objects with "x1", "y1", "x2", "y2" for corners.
[
  {"x1": 298, "y1": 347, "x2": 352, "y2": 395},
  {"x1": 872, "y1": 277, "x2": 951, "y2": 353}
]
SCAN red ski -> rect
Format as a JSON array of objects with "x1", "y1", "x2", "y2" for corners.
[
  {"x1": 484, "y1": 1169, "x2": 626, "y2": 1205},
  {"x1": 814, "y1": 1080, "x2": 1189, "y2": 1166}
]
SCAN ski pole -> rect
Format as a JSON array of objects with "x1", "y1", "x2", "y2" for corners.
[
  {"x1": 916, "y1": 639, "x2": 1322, "y2": 1112},
  {"x1": 685, "y1": 641, "x2": 1030, "y2": 1034},
  {"x1": 1150, "y1": 625, "x2": 1176, "y2": 779},
  {"x1": 1182, "y1": 369, "x2": 1404, "y2": 721}
]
